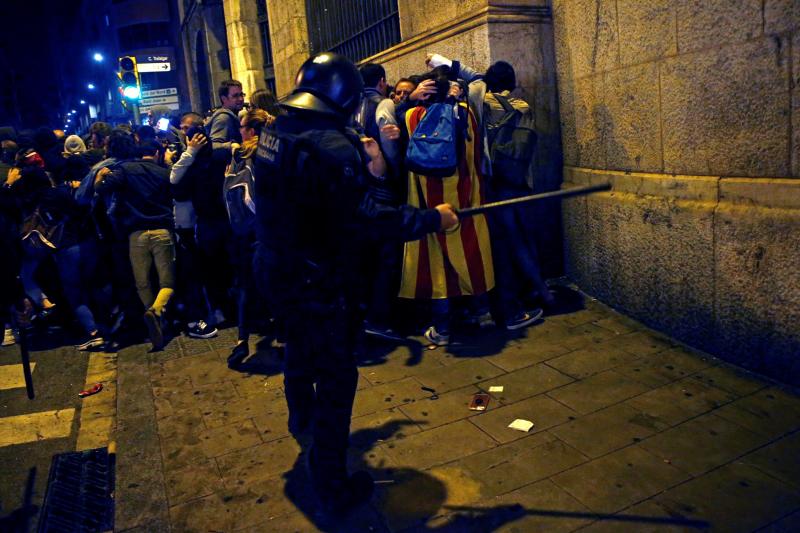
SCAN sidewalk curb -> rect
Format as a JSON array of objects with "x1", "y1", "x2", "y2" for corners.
[{"x1": 114, "y1": 345, "x2": 170, "y2": 531}]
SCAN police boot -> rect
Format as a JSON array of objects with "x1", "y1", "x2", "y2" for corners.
[{"x1": 306, "y1": 446, "x2": 374, "y2": 517}]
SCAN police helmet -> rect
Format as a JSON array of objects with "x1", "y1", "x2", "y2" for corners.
[{"x1": 282, "y1": 53, "x2": 364, "y2": 118}]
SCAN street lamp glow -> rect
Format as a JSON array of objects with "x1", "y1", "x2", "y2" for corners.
[
  {"x1": 80, "y1": 100, "x2": 86, "y2": 104},
  {"x1": 87, "y1": 83, "x2": 96, "y2": 90},
  {"x1": 71, "y1": 109, "x2": 76, "y2": 113},
  {"x1": 93, "y1": 53, "x2": 104, "y2": 62}
]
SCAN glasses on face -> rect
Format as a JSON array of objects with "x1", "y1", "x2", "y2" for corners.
[{"x1": 229, "y1": 92, "x2": 245, "y2": 100}]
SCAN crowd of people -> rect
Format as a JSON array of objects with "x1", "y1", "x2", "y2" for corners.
[
  {"x1": 1, "y1": 52, "x2": 554, "y2": 362},
  {"x1": 0, "y1": 50, "x2": 559, "y2": 518},
  {"x1": 0, "y1": 52, "x2": 552, "y2": 365}
]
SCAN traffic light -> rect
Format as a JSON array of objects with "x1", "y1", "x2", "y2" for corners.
[{"x1": 119, "y1": 56, "x2": 140, "y2": 99}]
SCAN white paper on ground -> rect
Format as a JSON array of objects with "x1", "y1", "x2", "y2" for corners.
[
  {"x1": 508, "y1": 419, "x2": 534, "y2": 432},
  {"x1": 488, "y1": 386, "x2": 504, "y2": 393}
]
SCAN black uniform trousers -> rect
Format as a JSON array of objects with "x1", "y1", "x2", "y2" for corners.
[{"x1": 283, "y1": 297, "x2": 360, "y2": 489}]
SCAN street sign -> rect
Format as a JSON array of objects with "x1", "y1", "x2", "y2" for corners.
[
  {"x1": 140, "y1": 95, "x2": 179, "y2": 106},
  {"x1": 138, "y1": 62, "x2": 171, "y2": 73},
  {"x1": 140, "y1": 102, "x2": 180, "y2": 113},
  {"x1": 141, "y1": 87, "x2": 177, "y2": 98}
]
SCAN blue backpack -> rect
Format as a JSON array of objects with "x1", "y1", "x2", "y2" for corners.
[{"x1": 406, "y1": 102, "x2": 459, "y2": 177}]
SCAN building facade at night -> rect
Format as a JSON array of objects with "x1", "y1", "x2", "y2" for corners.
[{"x1": 177, "y1": 0, "x2": 799, "y2": 384}]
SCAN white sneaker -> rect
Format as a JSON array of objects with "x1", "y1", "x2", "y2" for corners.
[
  {"x1": 424, "y1": 326, "x2": 450, "y2": 346},
  {"x1": 2, "y1": 327, "x2": 17, "y2": 346}
]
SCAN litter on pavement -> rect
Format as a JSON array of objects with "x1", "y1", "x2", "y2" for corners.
[{"x1": 508, "y1": 419, "x2": 534, "y2": 432}]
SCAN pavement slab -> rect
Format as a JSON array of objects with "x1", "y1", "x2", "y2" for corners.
[
  {"x1": 550, "y1": 403, "x2": 667, "y2": 458},
  {"x1": 650, "y1": 462, "x2": 800, "y2": 532},
  {"x1": 545, "y1": 341, "x2": 642, "y2": 380},
  {"x1": 737, "y1": 431, "x2": 800, "y2": 491},
  {"x1": 626, "y1": 376, "x2": 739, "y2": 428},
  {"x1": 713, "y1": 386, "x2": 800, "y2": 439},
  {"x1": 547, "y1": 369, "x2": 652, "y2": 414},
  {"x1": 382, "y1": 419, "x2": 498, "y2": 470},
  {"x1": 458, "y1": 432, "x2": 589, "y2": 497},
  {"x1": 550, "y1": 445, "x2": 691, "y2": 514},
  {"x1": 638, "y1": 412, "x2": 770, "y2": 476}
]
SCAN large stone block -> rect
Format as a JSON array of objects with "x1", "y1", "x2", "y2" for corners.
[
  {"x1": 572, "y1": 74, "x2": 605, "y2": 168},
  {"x1": 616, "y1": 0, "x2": 677, "y2": 66},
  {"x1": 563, "y1": 168, "x2": 718, "y2": 352},
  {"x1": 676, "y1": 0, "x2": 762, "y2": 54},
  {"x1": 714, "y1": 180, "x2": 800, "y2": 384},
  {"x1": 399, "y1": 0, "x2": 488, "y2": 38},
  {"x1": 561, "y1": 174, "x2": 592, "y2": 286},
  {"x1": 552, "y1": 0, "x2": 619, "y2": 80},
  {"x1": 765, "y1": 0, "x2": 800, "y2": 34},
  {"x1": 661, "y1": 37, "x2": 791, "y2": 177},
  {"x1": 794, "y1": 31, "x2": 800, "y2": 177},
  {"x1": 603, "y1": 62, "x2": 662, "y2": 172},
  {"x1": 588, "y1": 195, "x2": 716, "y2": 351},
  {"x1": 381, "y1": 24, "x2": 491, "y2": 85}
]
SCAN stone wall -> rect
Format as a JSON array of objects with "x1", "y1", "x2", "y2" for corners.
[
  {"x1": 265, "y1": 0, "x2": 310, "y2": 97},
  {"x1": 553, "y1": 0, "x2": 800, "y2": 384}
]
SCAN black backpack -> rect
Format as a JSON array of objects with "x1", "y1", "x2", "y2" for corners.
[
  {"x1": 484, "y1": 93, "x2": 537, "y2": 189},
  {"x1": 223, "y1": 158, "x2": 257, "y2": 236}
]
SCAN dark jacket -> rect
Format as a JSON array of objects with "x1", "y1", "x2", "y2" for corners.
[
  {"x1": 207, "y1": 107, "x2": 242, "y2": 165},
  {"x1": 95, "y1": 159, "x2": 173, "y2": 235},
  {"x1": 253, "y1": 113, "x2": 440, "y2": 310},
  {"x1": 0, "y1": 186, "x2": 24, "y2": 309}
]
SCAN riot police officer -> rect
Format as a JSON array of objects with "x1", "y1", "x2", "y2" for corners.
[{"x1": 252, "y1": 53, "x2": 458, "y2": 516}]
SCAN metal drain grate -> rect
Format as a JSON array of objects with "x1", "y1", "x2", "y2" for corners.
[{"x1": 38, "y1": 447, "x2": 115, "y2": 532}]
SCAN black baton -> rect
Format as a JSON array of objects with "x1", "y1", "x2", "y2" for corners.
[
  {"x1": 457, "y1": 182, "x2": 612, "y2": 218},
  {"x1": 12, "y1": 311, "x2": 35, "y2": 400}
]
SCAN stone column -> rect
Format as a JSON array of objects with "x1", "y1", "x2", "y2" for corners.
[
  {"x1": 265, "y1": 0, "x2": 311, "y2": 98},
  {"x1": 203, "y1": 0, "x2": 233, "y2": 103},
  {"x1": 553, "y1": 0, "x2": 800, "y2": 383},
  {"x1": 222, "y1": 0, "x2": 266, "y2": 97}
]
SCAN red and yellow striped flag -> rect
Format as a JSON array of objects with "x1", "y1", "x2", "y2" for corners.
[{"x1": 399, "y1": 104, "x2": 495, "y2": 300}]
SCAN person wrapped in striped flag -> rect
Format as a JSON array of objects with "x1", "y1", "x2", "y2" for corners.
[{"x1": 398, "y1": 66, "x2": 495, "y2": 346}]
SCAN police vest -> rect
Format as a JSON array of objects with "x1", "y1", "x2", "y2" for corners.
[{"x1": 252, "y1": 118, "x2": 371, "y2": 308}]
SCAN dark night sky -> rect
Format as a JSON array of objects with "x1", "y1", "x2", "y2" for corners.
[{"x1": 1, "y1": 0, "x2": 87, "y2": 130}]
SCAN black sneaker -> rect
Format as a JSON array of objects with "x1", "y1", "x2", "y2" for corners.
[
  {"x1": 187, "y1": 320, "x2": 218, "y2": 339},
  {"x1": 306, "y1": 448, "x2": 375, "y2": 517},
  {"x1": 227, "y1": 341, "x2": 249, "y2": 368},
  {"x1": 76, "y1": 332, "x2": 105, "y2": 351},
  {"x1": 143, "y1": 309, "x2": 164, "y2": 350}
]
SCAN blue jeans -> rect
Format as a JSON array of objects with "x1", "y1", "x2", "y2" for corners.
[
  {"x1": 21, "y1": 240, "x2": 102, "y2": 335},
  {"x1": 56, "y1": 240, "x2": 102, "y2": 334}
]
